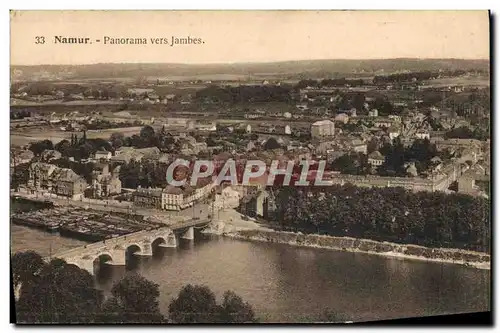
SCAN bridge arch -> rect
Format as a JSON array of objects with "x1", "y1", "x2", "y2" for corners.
[
  {"x1": 125, "y1": 243, "x2": 143, "y2": 269},
  {"x1": 151, "y1": 237, "x2": 167, "y2": 250},
  {"x1": 92, "y1": 252, "x2": 113, "y2": 276}
]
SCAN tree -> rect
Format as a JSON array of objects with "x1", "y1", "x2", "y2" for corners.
[
  {"x1": 77, "y1": 142, "x2": 94, "y2": 160},
  {"x1": 168, "y1": 284, "x2": 219, "y2": 323},
  {"x1": 206, "y1": 136, "x2": 217, "y2": 147},
  {"x1": 218, "y1": 291, "x2": 257, "y2": 323},
  {"x1": 273, "y1": 186, "x2": 490, "y2": 252},
  {"x1": 87, "y1": 138, "x2": 113, "y2": 153},
  {"x1": 110, "y1": 132, "x2": 124, "y2": 149},
  {"x1": 140, "y1": 125, "x2": 155, "y2": 140},
  {"x1": 28, "y1": 139, "x2": 54, "y2": 156},
  {"x1": 367, "y1": 138, "x2": 379, "y2": 154},
  {"x1": 249, "y1": 133, "x2": 259, "y2": 141},
  {"x1": 11, "y1": 251, "x2": 45, "y2": 290},
  {"x1": 15, "y1": 256, "x2": 102, "y2": 323},
  {"x1": 11, "y1": 162, "x2": 29, "y2": 190},
  {"x1": 168, "y1": 285, "x2": 257, "y2": 324},
  {"x1": 100, "y1": 273, "x2": 164, "y2": 323},
  {"x1": 10, "y1": 251, "x2": 258, "y2": 324},
  {"x1": 263, "y1": 137, "x2": 281, "y2": 151},
  {"x1": 54, "y1": 139, "x2": 72, "y2": 156},
  {"x1": 330, "y1": 153, "x2": 368, "y2": 175}
]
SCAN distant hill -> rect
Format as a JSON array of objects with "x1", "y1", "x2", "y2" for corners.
[{"x1": 11, "y1": 58, "x2": 490, "y2": 81}]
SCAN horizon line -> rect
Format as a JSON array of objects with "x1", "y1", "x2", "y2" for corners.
[{"x1": 10, "y1": 57, "x2": 490, "y2": 67}]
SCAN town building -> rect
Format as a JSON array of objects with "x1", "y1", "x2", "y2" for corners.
[
  {"x1": 373, "y1": 117, "x2": 394, "y2": 128},
  {"x1": 351, "y1": 140, "x2": 368, "y2": 154},
  {"x1": 458, "y1": 173, "x2": 477, "y2": 194},
  {"x1": 334, "y1": 113, "x2": 349, "y2": 124},
  {"x1": 233, "y1": 123, "x2": 252, "y2": 134},
  {"x1": 311, "y1": 120, "x2": 335, "y2": 139},
  {"x1": 92, "y1": 163, "x2": 122, "y2": 198},
  {"x1": 388, "y1": 115, "x2": 402, "y2": 123},
  {"x1": 133, "y1": 187, "x2": 163, "y2": 209},
  {"x1": 11, "y1": 149, "x2": 34, "y2": 167},
  {"x1": 133, "y1": 178, "x2": 214, "y2": 211},
  {"x1": 368, "y1": 151, "x2": 385, "y2": 166},
  {"x1": 40, "y1": 149, "x2": 62, "y2": 162},
  {"x1": 368, "y1": 109, "x2": 378, "y2": 117},
  {"x1": 27, "y1": 162, "x2": 87, "y2": 200},
  {"x1": 94, "y1": 150, "x2": 112, "y2": 162},
  {"x1": 415, "y1": 130, "x2": 430, "y2": 140}
]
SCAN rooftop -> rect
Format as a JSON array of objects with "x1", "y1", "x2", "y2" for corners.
[
  {"x1": 368, "y1": 151, "x2": 385, "y2": 160},
  {"x1": 312, "y1": 120, "x2": 334, "y2": 126}
]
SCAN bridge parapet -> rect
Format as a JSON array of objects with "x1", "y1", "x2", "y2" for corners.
[
  {"x1": 50, "y1": 227, "x2": 175, "y2": 275},
  {"x1": 49, "y1": 218, "x2": 210, "y2": 275}
]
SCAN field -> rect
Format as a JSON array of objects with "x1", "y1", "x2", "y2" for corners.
[
  {"x1": 423, "y1": 76, "x2": 490, "y2": 88},
  {"x1": 10, "y1": 127, "x2": 142, "y2": 147}
]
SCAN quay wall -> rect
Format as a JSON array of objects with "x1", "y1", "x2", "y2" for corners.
[
  {"x1": 14, "y1": 189, "x2": 133, "y2": 207},
  {"x1": 225, "y1": 229, "x2": 490, "y2": 269}
]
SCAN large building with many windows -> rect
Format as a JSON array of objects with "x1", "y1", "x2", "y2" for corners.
[
  {"x1": 311, "y1": 120, "x2": 335, "y2": 139},
  {"x1": 27, "y1": 162, "x2": 87, "y2": 200},
  {"x1": 133, "y1": 177, "x2": 214, "y2": 211}
]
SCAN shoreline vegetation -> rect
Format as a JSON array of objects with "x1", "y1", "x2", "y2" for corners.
[{"x1": 209, "y1": 227, "x2": 490, "y2": 270}]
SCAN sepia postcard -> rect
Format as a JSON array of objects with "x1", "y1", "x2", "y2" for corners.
[{"x1": 9, "y1": 10, "x2": 491, "y2": 325}]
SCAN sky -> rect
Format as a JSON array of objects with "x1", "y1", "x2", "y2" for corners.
[{"x1": 10, "y1": 10, "x2": 490, "y2": 65}]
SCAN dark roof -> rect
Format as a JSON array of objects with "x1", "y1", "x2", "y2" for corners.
[{"x1": 368, "y1": 151, "x2": 385, "y2": 160}]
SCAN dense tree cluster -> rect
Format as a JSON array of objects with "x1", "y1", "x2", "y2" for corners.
[
  {"x1": 14, "y1": 252, "x2": 105, "y2": 323},
  {"x1": 11, "y1": 110, "x2": 33, "y2": 119},
  {"x1": 263, "y1": 137, "x2": 281, "y2": 151},
  {"x1": 114, "y1": 126, "x2": 179, "y2": 150},
  {"x1": 168, "y1": 284, "x2": 257, "y2": 323},
  {"x1": 51, "y1": 134, "x2": 113, "y2": 161},
  {"x1": 379, "y1": 138, "x2": 439, "y2": 176},
  {"x1": 13, "y1": 251, "x2": 257, "y2": 324},
  {"x1": 330, "y1": 139, "x2": 440, "y2": 177},
  {"x1": 373, "y1": 71, "x2": 438, "y2": 84},
  {"x1": 28, "y1": 140, "x2": 54, "y2": 156},
  {"x1": 84, "y1": 119, "x2": 142, "y2": 131},
  {"x1": 372, "y1": 69, "x2": 479, "y2": 85},
  {"x1": 28, "y1": 133, "x2": 113, "y2": 162},
  {"x1": 10, "y1": 82, "x2": 133, "y2": 100},
  {"x1": 295, "y1": 78, "x2": 365, "y2": 90},
  {"x1": 50, "y1": 158, "x2": 96, "y2": 183},
  {"x1": 195, "y1": 85, "x2": 292, "y2": 104},
  {"x1": 445, "y1": 90, "x2": 491, "y2": 118},
  {"x1": 119, "y1": 160, "x2": 170, "y2": 189},
  {"x1": 274, "y1": 186, "x2": 490, "y2": 252},
  {"x1": 330, "y1": 152, "x2": 370, "y2": 175},
  {"x1": 11, "y1": 163, "x2": 30, "y2": 190},
  {"x1": 371, "y1": 96, "x2": 395, "y2": 115},
  {"x1": 445, "y1": 126, "x2": 490, "y2": 141}
]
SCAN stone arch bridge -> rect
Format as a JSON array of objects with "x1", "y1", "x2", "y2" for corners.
[{"x1": 49, "y1": 219, "x2": 210, "y2": 275}]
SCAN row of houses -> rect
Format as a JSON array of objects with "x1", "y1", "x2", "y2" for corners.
[
  {"x1": 26, "y1": 161, "x2": 122, "y2": 200},
  {"x1": 133, "y1": 178, "x2": 215, "y2": 211},
  {"x1": 27, "y1": 163, "x2": 88, "y2": 200}
]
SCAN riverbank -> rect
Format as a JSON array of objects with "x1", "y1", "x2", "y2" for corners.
[{"x1": 222, "y1": 229, "x2": 490, "y2": 270}]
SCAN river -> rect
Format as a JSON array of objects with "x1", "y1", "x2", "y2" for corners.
[{"x1": 11, "y1": 224, "x2": 490, "y2": 323}]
